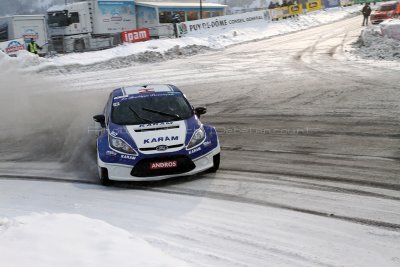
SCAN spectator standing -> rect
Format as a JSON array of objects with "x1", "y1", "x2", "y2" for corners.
[
  {"x1": 172, "y1": 14, "x2": 181, "y2": 38},
  {"x1": 268, "y1": 1, "x2": 275, "y2": 9},
  {"x1": 27, "y1": 38, "x2": 42, "y2": 55},
  {"x1": 361, "y1": 3, "x2": 372, "y2": 26}
]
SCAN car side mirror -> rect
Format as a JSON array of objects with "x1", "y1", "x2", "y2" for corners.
[
  {"x1": 93, "y1": 114, "x2": 106, "y2": 128},
  {"x1": 195, "y1": 107, "x2": 207, "y2": 118}
]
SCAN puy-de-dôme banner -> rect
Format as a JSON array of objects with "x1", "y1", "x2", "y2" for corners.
[{"x1": 177, "y1": 10, "x2": 271, "y2": 36}]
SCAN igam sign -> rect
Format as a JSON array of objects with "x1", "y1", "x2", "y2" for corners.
[{"x1": 121, "y1": 28, "x2": 150, "y2": 43}]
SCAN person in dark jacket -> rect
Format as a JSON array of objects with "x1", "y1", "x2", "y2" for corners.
[
  {"x1": 27, "y1": 38, "x2": 42, "y2": 54},
  {"x1": 172, "y1": 14, "x2": 181, "y2": 38},
  {"x1": 361, "y1": 3, "x2": 372, "y2": 26},
  {"x1": 268, "y1": 1, "x2": 275, "y2": 9}
]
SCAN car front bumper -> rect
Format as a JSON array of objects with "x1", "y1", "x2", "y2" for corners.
[
  {"x1": 370, "y1": 20, "x2": 384, "y2": 24},
  {"x1": 97, "y1": 146, "x2": 221, "y2": 181}
]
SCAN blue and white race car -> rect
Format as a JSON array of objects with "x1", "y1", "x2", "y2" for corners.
[{"x1": 93, "y1": 84, "x2": 220, "y2": 185}]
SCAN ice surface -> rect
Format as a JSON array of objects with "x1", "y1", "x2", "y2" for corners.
[
  {"x1": 0, "y1": 213, "x2": 188, "y2": 267},
  {"x1": 0, "y1": 180, "x2": 399, "y2": 267}
]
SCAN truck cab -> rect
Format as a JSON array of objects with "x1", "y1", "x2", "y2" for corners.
[
  {"x1": 47, "y1": 2, "x2": 92, "y2": 37},
  {"x1": 47, "y1": 0, "x2": 136, "y2": 53},
  {"x1": 47, "y1": 2, "x2": 95, "y2": 53}
]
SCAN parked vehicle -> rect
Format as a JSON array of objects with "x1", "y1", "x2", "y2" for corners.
[
  {"x1": 47, "y1": 0, "x2": 136, "y2": 53},
  {"x1": 370, "y1": 1, "x2": 400, "y2": 24},
  {"x1": 0, "y1": 15, "x2": 48, "y2": 56}
]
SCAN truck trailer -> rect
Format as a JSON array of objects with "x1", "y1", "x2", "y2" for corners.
[
  {"x1": 0, "y1": 15, "x2": 48, "y2": 56},
  {"x1": 47, "y1": 0, "x2": 136, "y2": 53}
]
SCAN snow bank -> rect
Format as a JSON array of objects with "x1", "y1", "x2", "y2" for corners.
[
  {"x1": 355, "y1": 25, "x2": 400, "y2": 60},
  {"x1": 0, "y1": 50, "x2": 47, "y2": 72},
  {"x1": 380, "y1": 19, "x2": 400, "y2": 41},
  {"x1": 0, "y1": 213, "x2": 188, "y2": 267},
  {"x1": 2, "y1": 5, "x2": 360, "y2": 71}
]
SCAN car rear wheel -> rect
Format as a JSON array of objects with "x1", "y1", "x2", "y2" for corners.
[
  {"x1": 99, "y1": 167, "x2": 111, "y2": 186},
  {"x1": 208, "y1": 153, "x2": 220, "y2": 173}
]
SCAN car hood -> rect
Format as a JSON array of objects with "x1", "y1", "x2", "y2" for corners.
[
  {"x1": 108, "y1": 116, "x2": 201, "y2": 155},
  {"x1": 125, "y1": 120, "x2": 188, "y2": 154},
  {"x1": 374, "y1": 10, "x2": 392, "y2": 15}
]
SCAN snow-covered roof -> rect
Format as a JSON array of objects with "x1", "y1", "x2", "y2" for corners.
[
  {"x1": 0, "y1": 15, "x2": 45, "y2": 20},
  {"x1": 136, "y1": 1, "x2": 227, "y2": 8},
  {"x1": 47, "y1": 2, "x2": 88, "y2": 12},
  {"x1": 47, "y1": 4, "x2": 66, "y2": 12}
]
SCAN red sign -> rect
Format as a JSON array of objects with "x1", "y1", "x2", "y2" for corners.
[
  {"x1": 150, "y1": 161, "x2": 178, "y2": 170},
  {"x1": 138, "y1": 88, "x2": 155, "y2": 93},
  {"x1": 121, "y1": 28, "x2": 150, "y2": 43}
]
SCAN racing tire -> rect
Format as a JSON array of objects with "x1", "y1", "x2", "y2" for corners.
[
  {"x1": 99, "y1": 167, "x2": 111, "y2": 186},
  {"x1": 208, "y1": 153, "x2": 220, "y2": 173}
]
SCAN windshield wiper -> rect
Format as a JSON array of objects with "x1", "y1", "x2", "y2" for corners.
[
  {"x1": 129, "y1": 106, "x2": 154, "y2": 123},
  {"x1": 142, "y1": 107, "x2": 181, "y2": 120}
]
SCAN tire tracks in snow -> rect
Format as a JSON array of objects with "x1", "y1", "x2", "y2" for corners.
[
  {"x1": 2, "y1": 172, "x2": 399, "y2": 231},
  {"x1": 135, "y1": 186, "x2": 400, "y2": 231}
]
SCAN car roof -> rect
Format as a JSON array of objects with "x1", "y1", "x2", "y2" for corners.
[{"x1": 111, "y1": 84, "x2": 181, "y2": 99}]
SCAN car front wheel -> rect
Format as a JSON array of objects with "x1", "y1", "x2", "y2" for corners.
[
  {"x1": 208, "y1": 153, "x2": 220, "y2": 173},
  {"x1": 99, "y1": 167, "x2": 111, "y2": 186}
]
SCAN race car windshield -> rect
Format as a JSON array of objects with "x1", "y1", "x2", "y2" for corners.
[
  {"x1": 112, "y1": 94, "x2": 193, "y2": 125},
  {"x1": 378, "y1": 4, "x2": 396, "y2": 11}
]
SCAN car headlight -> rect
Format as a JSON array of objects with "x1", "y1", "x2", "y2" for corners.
[
  {"x1": 109, "y1": 135, "x2": 137, "y2": 155},
  {"x1": 187, "y1": 126, "x2": 206, "y2": 149}
]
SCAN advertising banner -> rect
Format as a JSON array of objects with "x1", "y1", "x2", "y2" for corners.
[
  {"x1": 323, "y1": 0, "x2": 340, "y2": 8},
  {"x1": 270, "y1": 7, "x2": 290, "y2": 20},
  {"x1": 22, "y1": 28, "x2": 39, "y2": 42},
  {"x1": 289, "y1": 5, "x2": 304, "y2": 15},
  {"x1": 121, "y1": 28, "x2": 150, "y2": 43},
  {"x1": 94, "y1": 0, "x2": 136, "y2": 34},
  {"x1": 340, "y1": 0, "x2": 354, "y2": 7},
  {"x1": 177, "y1": 10, "x2": 271, "y2": 36},
  {"x1": 306, "y1": 0, "x2": 322, "y2": 12},
  {"x1": 0, "y1": 38, "x2": 25, "y2": 56}
]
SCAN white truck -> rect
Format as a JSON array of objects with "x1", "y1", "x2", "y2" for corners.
[
  {"x1": 47, "y1": 0, "x2": 136, "y2": 53},
  {"x1": 0, "y1": 15, "x2": 48, "y2": 56}
]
